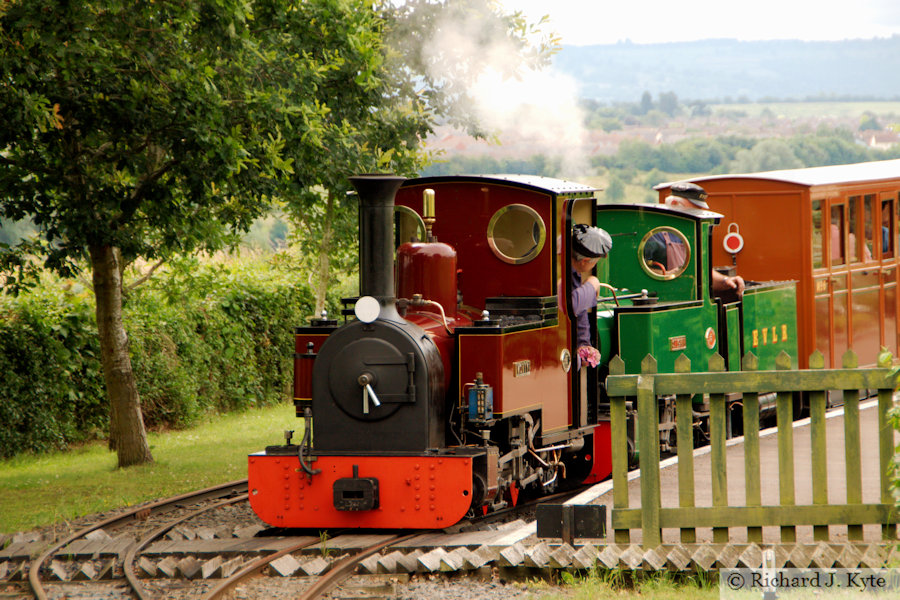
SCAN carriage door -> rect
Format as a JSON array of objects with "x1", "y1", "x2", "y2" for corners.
[{"x1": 814, "y1": 201, "x2": 849, "y2": 367}]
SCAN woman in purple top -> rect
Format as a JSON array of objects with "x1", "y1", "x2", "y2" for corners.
[{"x1": 570, "y1": 224, "x2": 612, "y2": 367}]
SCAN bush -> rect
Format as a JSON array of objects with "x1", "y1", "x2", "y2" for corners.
[
  {"x1": 0, "y1": 286, "x2": 105, "y2": 456},
  {"x1": 0, "y1": 253, "x2": 318, "y2": 459}
]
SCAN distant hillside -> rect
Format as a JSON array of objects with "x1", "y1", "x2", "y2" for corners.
[{"x1": 555, "y1": 37, "x2": 900, "y2": 103}]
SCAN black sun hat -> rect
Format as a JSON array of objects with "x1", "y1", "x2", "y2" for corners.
[{"x1": 572, "y1": 224, "x2": 612, "y2": 259}]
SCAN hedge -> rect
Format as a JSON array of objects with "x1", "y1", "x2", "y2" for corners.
[{"x1": 0, "y1": 255, "x2": 320, "y2": 459}]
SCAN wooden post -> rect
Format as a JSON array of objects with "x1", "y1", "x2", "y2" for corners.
[
  {"x1": 877, "y1": 350, "x2": 896, "y2": 540},
  {"x1": 608, "y1": 355, "x2": 631, "y2": 545},
  {"x1": 842, "y1": 350, "x2": 863, "y2": 541},
  {"x1": 776, "y1": 351, "x2": 795, "y2": 543},
  {"x1": 808, "y1": 350, "x2": 829, "y2": 542},
  {"x1": 742, "y1": 352, "x2": 762, "y2": 543},
  {"x1": 674, "y1": 353, "x2": 696, "y2": 543},
  {"x1": 708, "y1": 353, "x2": 729, "y2": 543},
  {"x1": 638, "y1": 355, "x2": 661, "y2": 548}
]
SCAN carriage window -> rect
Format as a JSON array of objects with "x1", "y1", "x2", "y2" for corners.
[
  {"x1": 849, "y1": 197, "x2": 860, "y2": 262},
  {"x1": 863, "y1": 194, "x2": 875, "y2": 262},
  {"x1": 487, "y1": 204, "x2": 546, "y2": 265},
  {"x1": 882, "y1": 198, "x2": 895, "y2": 259},
  {"x1": 394, "y1": 205, "x2": 426, "y2": 248},
  {"x1": 830, "y1": 204, "x2": 846, "y2": 266},
  {"x1": 812, "y1": 200, "x2": 823, "y2": 268},
  {"x1": 639, "y1": 227, "x2": 691, "y2": 280},
  {"x1": 847, "y1": 195, "x2": 872, "y2": 263}
]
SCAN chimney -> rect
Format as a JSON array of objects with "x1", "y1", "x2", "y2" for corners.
[{"x1": 349, "y1": 175, "x2": 406, "y2": 316}]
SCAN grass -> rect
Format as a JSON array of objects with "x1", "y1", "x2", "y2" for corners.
[
  {"x1": 530, "y1": 568, "x2": 719, "y2": 600},
  {"x1": 0, "y1": 401, "x2": 298, "y2": 534}
]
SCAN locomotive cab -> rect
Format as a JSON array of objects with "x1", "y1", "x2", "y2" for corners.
[
  {"x1": 596, "y1": 202, "x2": 797, "y2": 374},
  {"x1": 596, "y1": 203, "x2": 725, "y2": 374},
  {"x1": 594, "y1": 202, "x2": 798, "y2": 447}
]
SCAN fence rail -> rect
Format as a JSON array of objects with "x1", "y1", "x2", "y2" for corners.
[{"x1": 605, "y1": 349, "x2": 898, "y2": 547}]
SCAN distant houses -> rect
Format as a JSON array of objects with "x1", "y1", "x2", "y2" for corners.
[{"x1": 426, "y1": 113, "x2": 900, "y2": 161}]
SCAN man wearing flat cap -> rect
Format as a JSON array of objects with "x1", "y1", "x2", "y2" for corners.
[
  {"x1": 664, "y1": 183, "x2": 745, "y2": 297},
  {"x1": 571, "y1": 224, "x2": 612, "y2": 367},
  {"x1": 667, "y1": 182, "x2": 710, "y2": 209}
]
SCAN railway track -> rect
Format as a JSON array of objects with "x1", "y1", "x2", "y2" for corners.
[
  {"x1": 26, "y1": 479, "x2": 249, "y2": 600},
  {"x1": 8, "y1": 480, "x2": 584, "y2": 600}
]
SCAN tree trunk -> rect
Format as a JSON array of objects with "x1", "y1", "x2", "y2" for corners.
[
  {"x1": 314, "y1": 190, "x2": 336, "y2": 316},
  {"x1": 90, "y1": 244, "x2": 154, "y2": 468}
]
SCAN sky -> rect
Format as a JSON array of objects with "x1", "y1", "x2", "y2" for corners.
[{"x1": 500, "y1": 0, "x2": 900, "y2": 45}]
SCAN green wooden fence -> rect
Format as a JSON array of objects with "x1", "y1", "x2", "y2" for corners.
[{"x1": 605, "y1": 349, "x2": 899, "y2": 547}]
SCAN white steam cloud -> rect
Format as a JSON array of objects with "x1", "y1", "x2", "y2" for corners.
[{"x1": 421, "y1": 3, "x2": 590, "y2": 177}]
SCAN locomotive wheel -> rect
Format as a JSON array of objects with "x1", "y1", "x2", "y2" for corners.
[
  {"x1": 470, "y1": 471, "x2": 487, "y2": 510},
  {"x1": 558, "y1": 434, "x2": 596, "y2": 487}
]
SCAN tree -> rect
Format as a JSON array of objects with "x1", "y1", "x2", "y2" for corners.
[
  {"x1": 0, "y1": 0, "x2": 411, "y2": 467},
  {"x1": 658, "y1": 91, "x2": 679, "y2": 117},
  {"x1": 859, "y1": 112, "x2": 882, "y2": 131},
  {"x1": 604, "y1": 173, "x2": 626, "y2": 202},
  {"x1": 638, "y1": 91, "x2": 653, "y2": 115},
  {"x1": 731, "y1": 139, "x2": 803, "y2": 173}
]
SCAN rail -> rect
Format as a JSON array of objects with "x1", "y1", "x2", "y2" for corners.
[
  {"x1": 28, "y1": 479, "x2": 248, "y2": 600},
  {"x1": 605, "y1": 349, "x2": 899, "y2": 547}
]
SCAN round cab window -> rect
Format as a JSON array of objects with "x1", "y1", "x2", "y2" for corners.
[
  {"x1": 487, "y1": 204, "x2": 546, "y2": 265},
  {"x1": 639, "y1": 227, "x2": 691, "y2": 280},
  {"x1": 394, "y1": 205, "x2": 426, "y2": 248}
]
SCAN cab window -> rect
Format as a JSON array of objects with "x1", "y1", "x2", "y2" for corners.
[
  {"x1": 394, "y1": 205, "x2": 425, "y2": 248},
  {"x1": 487, "y1": 204, "x2": 546, "y2": 265},
  {"x1": 639, "y1": 226, "x2": 691, "y2": 280}
]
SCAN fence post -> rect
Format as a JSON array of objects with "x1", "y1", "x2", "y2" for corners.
[
  {"x1": 807, "y1": 350, "x2": 829, "y2": 542},
  {"x1": 842, "y1": 349, "x2": 863, "y2": 541},
  {"x1": 638, "y1": 354, "x2": 661, "y2": 548},
  {"x1": 609, "y1": 355, "x2": 631, "y2": 545},
  {"x1": 877, "y1": 350, "x2": 896, "y2": 540},
  {"x1": 776, "y1": 350, "x2": 796, "y2": 543},
  {"x1": 708, "y1": 353, "x2": 729, "y2": 543},
  {"x1": 674, "y1": 353, "x2": 695, "y2": 543},
  {"x1": 742, "y1": 352, "x2": 762, "y2": 543}
]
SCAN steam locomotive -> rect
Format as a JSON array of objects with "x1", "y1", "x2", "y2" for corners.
[{"x1": 248, "y1": 174, "x2": 798, "y2": 529}]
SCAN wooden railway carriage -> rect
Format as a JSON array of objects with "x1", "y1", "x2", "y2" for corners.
[{"x1": 657, "y1": 159, "x2": 900, "y2": 369}]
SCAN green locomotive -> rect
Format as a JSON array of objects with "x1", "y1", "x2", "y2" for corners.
[{"x1": 592, "y1": 201, "x2": 798, "y2": 447}]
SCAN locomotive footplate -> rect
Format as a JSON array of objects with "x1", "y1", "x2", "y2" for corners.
[{"x1": 248, "y1": 451, "x2": 478, "y2": 529}]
